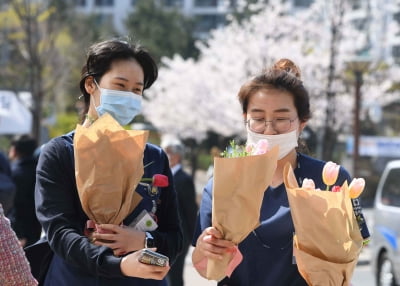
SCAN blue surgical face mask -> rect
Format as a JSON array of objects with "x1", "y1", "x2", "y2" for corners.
[{"x1": 94, "y1": 81, "x2": 142, "y2": 126}]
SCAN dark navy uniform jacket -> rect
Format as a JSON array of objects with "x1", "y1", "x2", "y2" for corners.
[
  {"x1": 35, "y1": 131, "x2": 183, "y2": 286},
  {"x1": 193, "y1": 153, "x2": 369, "y2": 286}
]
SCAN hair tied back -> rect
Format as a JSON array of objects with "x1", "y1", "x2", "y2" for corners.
[{"x1": 272, "y1": 58, "x2": 301, "y2": 79}]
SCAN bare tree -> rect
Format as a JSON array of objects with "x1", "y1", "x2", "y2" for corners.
[{"x1": 321, "y1": 0, "x2": 345, "y2": 161}]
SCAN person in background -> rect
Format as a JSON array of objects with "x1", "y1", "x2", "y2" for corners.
[
  {"x1": 9, "y1": 134, "x2": 42, "y2": 247},
  {"x1": 191, "y1": 59, "x2": 369, "y2": 285},
  {"x1": 161, "y1": 137, "x2": 198, "y2": 286},
  {"x1": 34, "y1": 38, "x2": 182, "y2": 286},
  {"x1": 0, "y1": 151, "x2": 15, "y2": 217},
  {"x1": 0, "y1": 202, "x2": 38, "y2": 285},
  {"x1": 206, "y1": 146, "x2": 221, "y2": 180}
]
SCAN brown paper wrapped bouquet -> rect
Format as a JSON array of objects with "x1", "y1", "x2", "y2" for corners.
[
  {"x1": 283, "y1": 162, "x2": 364, "y2": 286},
  {"x1": 206, "y1": 140, "x2": 279, "y2": 280},
  {"x1": 74, "y1": 113, "x2": 147, "y2": 226}
]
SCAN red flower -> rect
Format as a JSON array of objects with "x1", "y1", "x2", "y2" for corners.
[
  {"x1": 152, "y1": 174, "x2": 169, "y2": 187},
  {"x1": 331, "y1": 185, "x2": 341, "y2": 192},
  {"x1": 141, "y1": 174, "x2": 169, "y2": 187}
]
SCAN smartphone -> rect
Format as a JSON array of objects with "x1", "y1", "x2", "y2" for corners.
[{"x1": 138, "y1": 249, "x2": 169, "y2": 267}]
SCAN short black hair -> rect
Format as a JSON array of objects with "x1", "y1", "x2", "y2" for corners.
[
  {"x1": 79, "y1": 39, "x2": 158, "y2": 113},
  {"x1": 11, "y1": 135, "x2": 37, "y2": 158}
]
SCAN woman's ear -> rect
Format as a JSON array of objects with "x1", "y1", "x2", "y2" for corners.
[
  {"x1": 243, "y1": 113, "x2": 247, "y2": 123},
  {"x1": 299, "y1": 121, "x2": 307, "y2": 133},
  {"x1": 84, "y1": 76, "x2": 97, "y2": 95}
]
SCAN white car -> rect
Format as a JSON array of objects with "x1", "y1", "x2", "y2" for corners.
[{"x1": 372, "y1": 160, "x2": 400, "y2": 286}]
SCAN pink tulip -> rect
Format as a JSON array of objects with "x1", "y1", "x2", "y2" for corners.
[
  {"x1": 245, "y1": 143, "x2": 255, "y2": 154},
  {"x1": 301, "y1": 178, "x2": 315, "y2": 190},
  {"x1": 349, "y1": 178, "x2": 365, "y2": 198},
  {"x1": 322, "y1": 161, "x2": 340, "y2": 187},
  {"x1": 331, "y1": 186, "x2": 341, "y2": 192}
]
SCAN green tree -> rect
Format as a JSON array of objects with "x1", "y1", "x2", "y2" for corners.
[
  {"x1": 0, "y1": 0, "x2": 75, "y2": 141},
  {"x1": 0, "y1": 1, "x2": 117, "y2": 141},
  {"x1": 228, "y1": 0, "x2": 267, "y2": 24},
  {"x1": 125, "y1": 0, "x2": 198, "y2": 63},
  {"x1": 62, "y1": 13, "x2": 118, "y2": 123}
]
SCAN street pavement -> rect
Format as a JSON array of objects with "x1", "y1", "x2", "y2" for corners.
[
  {"x1": 352, "y1": 245, "x2": 375, "y2": 286},
  {"x1": 183, "y1": 247, "x2": 216, "y2": 286}
]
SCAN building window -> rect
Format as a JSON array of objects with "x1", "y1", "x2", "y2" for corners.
[
  {"x1": 195, "y1": 0, "x2": 218, "y2": 7},
  {"x1": 394, "y1": 11, "x2": 400, "y2": 24},
  {"x1": 75, "y1": 0, "x2": 86, "y2": 6},
  {"x1": 93, "y1": 14, "x2": 114, "y2": 26},
  {"x1": 351, "y1": 18, "x2": 367, "y2": 31},
  {"x1": 293, "y1": 0, "x2": 313, "y2": 8},
  {"x1": 392, "y1": 45, "x2": 400, "y2": 64},
  {"x1": 195, "y1": 14, "x2": 225, "y2": 33},
  {"x1": 95, "y1": 0, "x2": 114, "y2": 6},
  {"x1": 163, "y1": 0, "x2": 183, "y2": 7},
  {"x1": 350, "y1": 0, "x2": 362, "y2": 10}
]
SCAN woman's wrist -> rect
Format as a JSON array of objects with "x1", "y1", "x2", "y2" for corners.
[
  {"x1": 192, "y1": 246, "x2": 208, "y2": 277},
  {"x1": 192, "y1": 243, "x2": 204, "y2": 265}
]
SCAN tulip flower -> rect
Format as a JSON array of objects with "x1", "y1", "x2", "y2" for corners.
[
  {"x1": 141, "y1": 174, "x2": 169, "y2": 187},
  {"x1": 301, "y1": 178, "x2": 315, "y2": 190},
  {"x1": 245, "y1": 143, "x2": 255, "y2": 154},
  {"x1": 348, "y1": 178, "x2": 365, "y2": 199},
  {"x1": 331, "y1": 186, "x2": 341, "y2": 192},
  {"x1": 253, "y1": 139, "x2": 269, "y2": 155},
  {"x1": 322, "y1": 161, "x2": 340, "y2": 190},
  {"x1": 224, "y1": 139, "x2": 271, "y2": 158}
]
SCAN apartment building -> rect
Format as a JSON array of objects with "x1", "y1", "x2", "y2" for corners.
[
  {"x1": 74, "y1": 0, "x2": 314, "y2": 36},
  {"x1": 72, "y1": 0, "x2": 400, "y2": 62},
  {"x1": 346, "y1": 0, "x2": 400, "y2": 64},
  {"x1": 74, "y1": 0, "x2": 235, "y2": 37}
]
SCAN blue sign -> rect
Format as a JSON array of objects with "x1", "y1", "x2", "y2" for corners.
[{"x1": 347, "y1": 136, "x2": 400, "y2": 157}]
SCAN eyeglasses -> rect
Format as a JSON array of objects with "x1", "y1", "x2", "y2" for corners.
[{"x1": 246, "y1": 118, "x2": 297, "y2": 134}]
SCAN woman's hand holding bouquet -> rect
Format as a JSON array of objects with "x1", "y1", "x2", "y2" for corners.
[
  {"x1": 85, "y1": 174, "x2": 169, "y2": 256},
  {"x1": 201, "y1": 139, "x2": 279, "y2": 280}
]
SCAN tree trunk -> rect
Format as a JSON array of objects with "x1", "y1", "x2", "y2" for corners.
[{"x1": 321, "y1": 0, "x2": 344, "y2": 161}]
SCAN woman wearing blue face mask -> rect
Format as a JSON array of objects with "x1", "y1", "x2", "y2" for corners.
[
  {"x1": 191, "y1": 59, "x2": 370, "y2": 286},
  {"x1": 33, "y1": 39, "x2": 183, "y2": 286}
]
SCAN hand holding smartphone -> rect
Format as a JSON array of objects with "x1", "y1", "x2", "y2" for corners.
[{"x1": 138, "y1": 249, "x2": 169, "y2": 267}]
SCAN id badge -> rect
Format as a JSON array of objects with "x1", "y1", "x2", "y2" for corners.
[{"x1": 128, "y1": 209, "x2": 158, "y2": 231}]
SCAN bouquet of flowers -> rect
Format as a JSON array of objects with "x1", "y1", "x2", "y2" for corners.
[
  {"x1": 74, "y1": 113, "x2": 147, "y2": 226},
  {"x1": 283, "y1": 161, "x2": 365, "y2": 286},
  {"x1": 206, "y1": 139, "x2": 279, "y2": 280}
]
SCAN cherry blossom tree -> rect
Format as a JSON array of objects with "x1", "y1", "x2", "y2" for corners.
[{"x1": 143, "y1": 0, "x2": 399, "y2": 157}]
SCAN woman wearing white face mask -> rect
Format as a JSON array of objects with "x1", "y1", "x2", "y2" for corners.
[
  {"x1": 33, "y1": 39, "x2": 183, "y2": 286},
  {"x1": 192, "y1": 59, "x2": 369, "y2": 286}
]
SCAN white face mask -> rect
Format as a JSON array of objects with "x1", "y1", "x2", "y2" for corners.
[{"x1": 246, "y1": 128, "x2": 298, "y2": 160}]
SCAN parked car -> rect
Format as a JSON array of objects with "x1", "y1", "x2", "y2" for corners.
[{"x1": 372, "y1": 160, "x2": 400, "y2": 286}]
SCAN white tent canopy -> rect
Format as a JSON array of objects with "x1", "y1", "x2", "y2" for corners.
[{"x1": 0, "y1": 90, "x2": 32, "y2": 135}]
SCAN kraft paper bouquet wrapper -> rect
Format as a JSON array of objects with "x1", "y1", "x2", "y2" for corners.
[
  {"x1": 74, "y1": 113, "x2": 147, "y2": 225},
  {"x1": 283, "y1": 163, "x2": 363, "y2": 286},
  {"x1": 207, "y1": 146, "x2": 279, "y2": 281}
]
